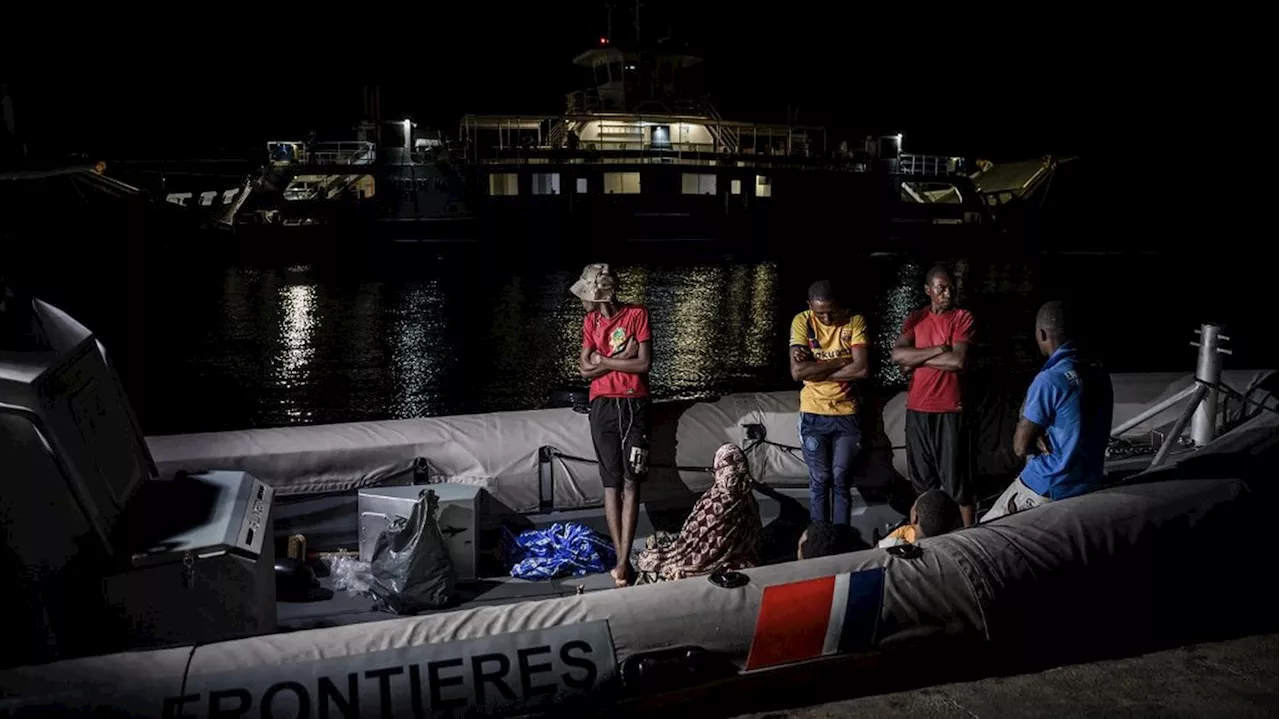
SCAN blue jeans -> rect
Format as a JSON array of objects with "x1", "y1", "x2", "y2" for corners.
[{"x1": 799, "y1": 412, "x2": 862, "y2": 525}]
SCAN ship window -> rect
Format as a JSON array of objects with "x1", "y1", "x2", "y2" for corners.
[
  {"x1": 576, "y1": 177, "x2": 589, "y2": 193},
  {"x1": 594, "y1": 63, "x2": 609, "y2": 85},
  {"x1": 604, "y1": 172, "x2": 641, "y2": 194},
  {"x1": 532, "y1": 173, "x2": 561, "y2": 195},
  {"x1": 488, "y1": 173, "x2": 518, "y2": 196},
  {"x1": 730, "y1": 179, "x2": 742, "y2": 195},
  {"x1": 608, "y1": 62, "x2": 622, "y2": 83},
  {"x1": 755, "y1": 175, "x2": 772, "y2": 198},
  {"x1": 681, "y1": 173, "x2": 717, "y2": 195}
]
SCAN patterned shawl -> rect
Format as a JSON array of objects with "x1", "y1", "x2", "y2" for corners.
[{"x1": 635, "y1": 443, "x2": 761, "y2": 582}]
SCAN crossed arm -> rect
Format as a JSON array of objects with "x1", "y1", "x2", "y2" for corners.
[
  {"x1": 789, "y1": 345, "x2": 869, "y2": 382},
  {"x1": 1013, "y1": 375, "x2": 1055, "y2": 458},
  {"x1": 890, "y1": 329, "x2": 970, "y2": 372},
  {"x1": 1012, "y1": 417, "x2": 1049, "y2": 459},
  {"x1": 579, "y1": 339, "x2": 651, "y2": 379}
]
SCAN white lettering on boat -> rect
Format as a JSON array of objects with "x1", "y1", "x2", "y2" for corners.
[
  {"x1": 0, "y1": 622, "x2": 615, "y2": 718},
  {"x1": 170, "y1": 622, "x2": 613, "y2": 718}
]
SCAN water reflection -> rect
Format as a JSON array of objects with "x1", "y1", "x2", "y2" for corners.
[
  {"x1": 875, "y1": 261, "x2": 922, "y2": 385},
  {"x1": 746, "y1": 264, "x2": 778, "y2": 369},
  {"x1": 274, "y1": 284, "x2": 318, "y2": 420},
  {"x1": 130, "y1": 253, "x2": 1258, "y2": 436},
  {"x1": 389, "y1": 280, "x2": 447, "y2": 418},
  {"x1": 276, "y1": 285, "x2": 318, "y2": 384},
  {"x1": 668, "y1": 266, "x2": 727, "y2": 397}
]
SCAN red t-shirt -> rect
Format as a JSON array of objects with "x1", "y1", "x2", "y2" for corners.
[
  {"x1": 582, "y1": 305, "x2": 652, "y2": 400},
  {"x1": 902, "y1": 307, "x2": 975, "y2": 413}
]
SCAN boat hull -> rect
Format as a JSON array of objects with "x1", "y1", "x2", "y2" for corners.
[{"x1": 0, "y1": 442, "x2": 1270, "y2": 717}]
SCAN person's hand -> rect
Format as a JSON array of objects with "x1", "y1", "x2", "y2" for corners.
[
  {"x1": 791, "y1": 347, "x2": 812, "y2": 364},
  {"x1": 1036, "y1": 435, "x2": 1051, "y2": 455},
  {"x1": 620, "y1": 339, "x2": 639, "y2": 359},
  {"x1": 588, "y1": 351, "x2": 603, "y2": 365}
]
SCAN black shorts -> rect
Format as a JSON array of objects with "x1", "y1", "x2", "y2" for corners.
[
  {"x1": 589, "y1": 397, "x2": 651, "y2": 488},
  {"x1": 904, "y1": 410, "x2": 973, "y2": 505}
]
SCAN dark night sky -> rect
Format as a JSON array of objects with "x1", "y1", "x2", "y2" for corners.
[{"x1": 3, "y1": 8, "x2": 1265, "y2": 164}]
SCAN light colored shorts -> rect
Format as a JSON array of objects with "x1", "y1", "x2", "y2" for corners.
[{"x1": 980, "y1": 476, "x2": 1051, "y2": 522}]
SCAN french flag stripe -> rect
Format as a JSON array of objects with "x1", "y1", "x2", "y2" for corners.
[
  {"x1": 821, "y1": 573, "x2": 851, "y2": 654},
  {"x1": 745, "y1": 568, "x2": 886, "y2": 672},
  {"x1": 745, "y1": 575, "x2": 835, "y2": 671},
  {"x1": 838, "y1": 567, "x2": 885, "y2": 654}
]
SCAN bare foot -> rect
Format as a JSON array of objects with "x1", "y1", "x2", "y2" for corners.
[{"x1": 610, "y1": 564, "x2": 633, "y2": 588}]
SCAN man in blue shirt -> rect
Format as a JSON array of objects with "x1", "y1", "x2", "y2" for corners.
[{"x1": 982, "y1": 301, "x2": 1114, "y2": 521}]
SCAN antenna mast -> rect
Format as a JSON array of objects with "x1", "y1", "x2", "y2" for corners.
[{"x1": 634, "y1": 0, "x2": 642, "y2": 43}]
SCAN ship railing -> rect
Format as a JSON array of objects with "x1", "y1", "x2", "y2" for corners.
[
  {"x1": 546, "y1": 119, "x2": 568, "y2": 149},
  {"x1": 898, "y1": 153, "x2": 965, "y2": 176},
  {"x1": 469, "y1": 145, "x2": 840, "y2": 170},
  {"x1": 467, "y1": 138, "x2": 833, "y2": 160},
  {"x1": 308, "y1": 141, "x2": 377, "y2": 166},
  {"x1": 565, "y1": 90, "x2": 601, "y2": 116},
  {"x1": 694, "y1": 98, "x2": 740, "y2": 154},
  {"x1": 568, "y1": 115, "x2": 822, "y2": 158}
]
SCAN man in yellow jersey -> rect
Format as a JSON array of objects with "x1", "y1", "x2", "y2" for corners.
[{"x1": 788, "y1": 280, "x2": 870, "y2": 525}]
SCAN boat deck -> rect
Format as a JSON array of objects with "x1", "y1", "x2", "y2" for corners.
[
  {"x1": 276, "y1": 486, "x2": 906, "y2": 631},
  {"x1": 272, "y1": 438, "x2": 1198, "y2": 634}
]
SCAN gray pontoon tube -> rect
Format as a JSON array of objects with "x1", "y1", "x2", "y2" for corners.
[{"x1": 0, "y1": 463, "x2": 1257, "y2": 718}]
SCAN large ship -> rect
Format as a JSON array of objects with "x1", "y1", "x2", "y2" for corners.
[
  {"x1": 206, "y1": 22, "x2": 1025, "y2": 252},
  {"x1": 85, "y1": 8, "x2": 1071, "y2": 256},
  {"x1": 449, "y1": 37, "x2": 983, "y2": 247}
]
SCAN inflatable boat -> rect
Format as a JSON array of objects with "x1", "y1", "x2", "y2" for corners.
[{"x1": 0, "y1": 300, "x2": 1274, "y2": 717}]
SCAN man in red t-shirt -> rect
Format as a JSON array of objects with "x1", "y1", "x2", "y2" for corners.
[
  {"x1": 572, "y1": 263, "x2": 652, "y2": 587},
  {"x1": 890, "y1": 265, "x2": 977, "y2": 526}
]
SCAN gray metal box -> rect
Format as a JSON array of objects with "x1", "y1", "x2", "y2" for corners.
[
  {"x1": 102, "y1": 470, "x2": 276, "y2": 649},
  {"x1": 358, "y1": 483, "x2": 481, "y2": 582}
]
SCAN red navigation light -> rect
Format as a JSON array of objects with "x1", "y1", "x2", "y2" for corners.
[{"x1": 599, "y1": 36, "x2": 609, "y2": 45}]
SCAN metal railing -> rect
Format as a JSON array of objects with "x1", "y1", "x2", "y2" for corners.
[
  {"x1": 697, "y1": 99, "x2": 740, "y2": 154},
  {"x1": 1108, "y1": 325, "x2": 1276, "y2": 469},
  {"x1": 470, "y1": 148, "x2": 845, "y2": 172},
  {"x1": 546, "y1": 120, "x2": 568, "y2": 149},
  {"x1": 268, "y1": 141, "x2": 377, "y2": 167},
  {"x1": 309, "y1": 141, "x2": 376, "y2": 166},
  {"x1": 565, "y1": 90, "x2": 600, "y2": 115},
  {"x1": 898, "y1": 154, "x2": 963, "y2": 176}
]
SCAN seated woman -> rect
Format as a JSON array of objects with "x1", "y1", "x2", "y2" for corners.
[{"x1": 635, "y1": 444, "x2": 762, "y2": 583}]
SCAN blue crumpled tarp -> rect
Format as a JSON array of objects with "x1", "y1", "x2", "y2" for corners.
[{"x1": 504, "y1": 522, "x2": 617, "y2": 580}]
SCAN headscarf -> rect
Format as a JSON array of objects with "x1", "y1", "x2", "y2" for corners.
[
  {"x1": 569, "y1": 263, "x2": 617, "y2": 303},
  {"x1": 635, "y1": 443, "x2": 761, "y2": 582}
]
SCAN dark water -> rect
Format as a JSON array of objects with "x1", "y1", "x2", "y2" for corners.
[{"x1": 39, "y1": 250, "x2": 1271, "y2": 436}]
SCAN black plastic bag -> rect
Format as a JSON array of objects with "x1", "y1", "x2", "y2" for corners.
[{"x1": 368, "y1": 488, "x2": 456, "y2": 614}]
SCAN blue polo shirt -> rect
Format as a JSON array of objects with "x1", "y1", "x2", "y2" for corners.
[{"x1": 1020, "y1": 342, "x2": 1114, "y2": 500}]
